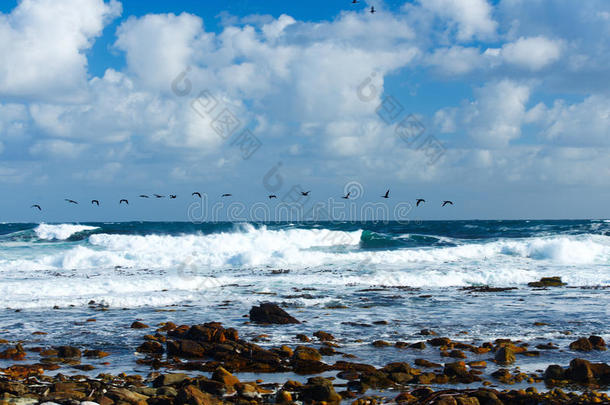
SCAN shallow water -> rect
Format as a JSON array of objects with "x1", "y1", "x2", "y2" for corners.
[{"x1": 0, "y1": 220, "x2": 608, "y2": 390}]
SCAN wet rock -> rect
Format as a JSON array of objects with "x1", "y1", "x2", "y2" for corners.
[
  {"x1": 137, "y1": 341, "x2": 164, "y2": 354},
  {"x1": 300, "y1": 377, "x2": 342, "y2": 404},
  {"x1": 588, "y1": 335, "x2": 606, "y2": 350},
  {"x1": 0, "y1": 344, "x2": 26, "y2": 360},
  {"x1": 314, "y1": 331, "x2": 335, "y2": 341},
  {"x1": 544, "y1": 364, "x2": 565, "y2": 380},
  {"x1": 409, "y1": 342, "x2": 426, "y2": 349},
  {"x1": 293, "y1": 346, "x2": 322, "y2": 362},
  {"x1": 153, "y1": 373, "x2": 190, "y2": 387},
  {"x1": 494, "y1": 347, "x2": 515, "y2": 365},
  {"x1": 83, "y1": 349, "x2": 109, "y2": 358},
  {"x1": 167, "y1": 339, "x2": 205, "y2": 358},
  {"x1": 569, "y1": 337, "x2": 593, "y2": 351},
  {"x1": 177, "y1": 384, "x2": 221, "y2": 405},
  {"x1": 566, "y1": 358, "x2": 595, "y2": 383},
  {"x1": 130, "y1": 321, "x2": 149, "y2": 329},
  {"x1": 106, "y1": 387, "x2": 149, "y2": 404},
  {"x1": 296, "y1": 333, "x2": 310, "y2": 342},
  {"x1": 428, "y1": 337, "x2": 451, "y2": 347},
  {"x1": 249, "y1": 303, "x2": 300, "y2": 324},
  {"x1": 420, "y1": 329, "x2": 437, "y2": 336},
  {"x1": 211, "y1": 366, "x2": 239, "y2": 389},
  {"x1": 56, "y1": 346, "x2": 81, "y2": 358},
  {"x1": 372, "y1": 340, "x2": 390, "y2": 347},
  {"x1": 527, "y1": 276, "x2": 566, "y2": 287},
  {"x1": 415, "y1": 358, "x2": 442, "y2": 368}
]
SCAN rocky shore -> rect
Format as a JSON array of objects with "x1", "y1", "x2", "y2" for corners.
[{"x1": 1, "y1": 298, "x2": 609, "y2": 405}]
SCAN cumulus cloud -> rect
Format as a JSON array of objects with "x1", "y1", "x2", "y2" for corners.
[
  {"x1": 435, "y1": 80, "x2": 530, "y2": 148},
  {"x1": 497, "y1": 36, "x2": 562, "y2": 70},
  {"x1": 0, "y1": 0, "x2": 121, "y2": 101},
  {"x1": 419, "y1": 0, "x2": 497, "y2": 41}
]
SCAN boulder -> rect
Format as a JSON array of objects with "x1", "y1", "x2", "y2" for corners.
[
  {"x1": 300, "y1": 377, "x2": 342, "y2": 404},
  {"x1": 176, "y1": 385, "x2": 221, "y2": 405},
  {"x1": 130, "y1": 321, "x2": 149, "y2": 329},
  {"x1": 494, "y1": 347, "x2": 515, "y2": 365},
  {"x1": 249, "y1": 303, "x2": 300, "y2": 324},
  {"x1": 527, "y1": 276, "x2": 566, "y2": 287}
]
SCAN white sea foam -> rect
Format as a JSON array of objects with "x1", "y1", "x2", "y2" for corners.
[
  {"x1": 34, "y1": 223, "x2": 99, "y2": 240},
  {"x1": 0, "y1": 225, "x2": 609, "y2": 308}
]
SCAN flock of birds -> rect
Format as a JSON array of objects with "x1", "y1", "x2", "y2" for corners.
[{"x1": 30, "y1": 190, "x2": 453, "y2": 211}]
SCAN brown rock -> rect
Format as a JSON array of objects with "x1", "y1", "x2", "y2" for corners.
[
  {"x1": 301, "y1": 377, "x2": 342, "y2": 404},
  {"x1": 83, "y1": 349, "x2": 109, "y2": 358},
  {"x1": 314, "y1": 331, "x2": 335, "y2": 341},
  {"x1": 527, "y1": 276, "x2": 566, "y2": 287},
  {"x1": 494, "y1": 347, "x2": 515, "y2": 365},
  {"x1": 107, "y1": 387, "x2": 149, "y2": 404},
  {"x1": 211, "y1": 366, "x2": 240, "y2": 388},
  {"x1": 56, "y1": 345, "x2": 81, "y2": 358},
  {"x1": 589, "y1": 335, "x2": 606, "y2": 349},
  {"x1": 177, "y1": 384, "x2": 221, "y2": 405},
  {"x1": 293, "y1": 346, "x2": 322, "y2": 361},
  {"x1": 296, "y1": 333, "x2": 310, "y2": 342},
  {"x1": 137, "y1": 341, "x2": 164, "y2": 354},
  {"x1": 249, "y1": 303, "x2": 300, "y2": 324},
  {"x1": 570, "y1": 337, "x2": 594, "y2": 351},
  {"x1": 131, "y1": 321, "x2": 149, "y2": 329}
]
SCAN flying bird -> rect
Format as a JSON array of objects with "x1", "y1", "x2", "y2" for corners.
[
  {"x1": 301, "y1": 191, "x2": 310, "y2": 196},
  {"x1": 442, "y1": 200, "x2": 453, "y2": 207},
  {"x1": 381, "y1": 190, "x2": 390, "y2": 199},
  {"x1": 416, "y1": 199, "x2": 426, "y2": 207},
  {"x1": 192, "y1": 192, "x2": 202, "y2": 198},
  {"x1": 268, "y1": 195, "x2": 277, "y2": 199},
  {"x1": 91, "y1": 200, "x2": 99, "y2": 206},
  {"x1": 370, "y1": 6, "x2": 376, "y2": 13},
  {"x1": 221, "y1": 193, "x2": 232, "y2": 197},
  {"x1": 120, "y1": 199, "x2": 129, "y2": 205},
  {"x1": 342, "y1": 192, "x2": 351, "y2": 199},
  {"x1": 153, "y1": 194, "x2": 164, "y2": 198},
  {"x1": 139, "y1": 195, "x2": 149, "y2": 198},
  {"x1": 31, "y1": 204, "x2": 41, "y2": 211},
  {"x1": 169, "y1": 195, "x2": 177, "y2": 199},
  {"x1": 65, "y1": 199, "x2": 78, "y2": 204},
  {"x1": 352, "y1": 0, "x2": 359, "y2": 3}
]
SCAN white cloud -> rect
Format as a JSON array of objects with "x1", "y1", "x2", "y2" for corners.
[
  {"x1": 0, "y1": 0, "x2": 121, "y2": 100},
  {"x1": 29, "y1": 139, "x2": 87, "y2": 159},
  {"x1": 499, "y1": 36, "x2": 562, "y2": 70},
  {"x1": 436, "y1": 80, "x2": 530, "y2": 148},
  {"x1": 419, "y1": 0, "x2": 497, "y2": 41},
  {"x1": 527, "y1": 95, "x2": 610, "y2": 146}
]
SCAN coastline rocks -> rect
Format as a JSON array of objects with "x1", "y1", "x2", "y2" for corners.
[
  {"x1": 300, "y1": 377, "x2": 342, "y2": 404},
  {"x1": 544, "y1": 358, "x2": 610, "y2": 385},
  {"x1": 249, "y1": 303, "x2": 300, "y2": 324},
  {"x1": 569, "y1": 336, "x2": 606, "y2": 351},
  {"x1": 527, "y1": 276, "x2": 566, "y2": 287},
  {"x1": 131, "y1": 321, "x2": 149, "y2": 329},
  {"x1": 494, "y1": 347, "x2": 516, "y2": 365},
  {"x1": 55, "y1": 346, "x2": 81, "y2": 359},
  {"x1": 137, "y1": 341, "x2": 164, "y2": 354}
]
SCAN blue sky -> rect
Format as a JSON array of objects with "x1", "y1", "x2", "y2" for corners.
[{"x1": 0, "y1": 0, "x2": 609, "y2": 222}]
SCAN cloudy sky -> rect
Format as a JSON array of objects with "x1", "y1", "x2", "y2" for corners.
[{"x1": 0, "y1": 0, "x2": 608, "y2": 222}]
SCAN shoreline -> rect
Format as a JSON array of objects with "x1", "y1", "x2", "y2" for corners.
[{"x1": 1, "y1": 301, "x2": 609, "y2": 404}]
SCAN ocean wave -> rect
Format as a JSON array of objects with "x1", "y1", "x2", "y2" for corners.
[{"x1": 34, "y1": 223, "x2": 100, "y2": 241}]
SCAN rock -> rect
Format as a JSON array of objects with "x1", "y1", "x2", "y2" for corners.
[
  {"x1": 153, "y1": 373, "x2": 190, "y2": 387},
  {"x1": 588, "y1": 335, "x2": 606, "y2": 349},
  {"x1": 211, "y1": 366, "x2": 239, "y2": 388},
  {"x1": 566, "y1": 358, "x2": 595, "y2": 383},
  {"x1": 249, "y1": 303, "x2": 300, "y2": 324},
  {"x1": 570, "y1": 337, "x2": 594, "y2": 351},
  {"x1": 296, "y1": 333, "x2": 310, "y2": 342},
  {"x1": 468, "y1": 361, "x2": 487, "y2": 368},
  {"x1": 0, "y1": 344, "x2": 26, "y2": 360},
  {"x1": 177, "y1": 385, "x2": 221, "y2": 405},
  {"x1": 106, "y1": 387, "x2": 149, "y2": 404},
  {"x1": 527, "y1": 276, "x2": 566, "y2": 287},
  {"x1": 420, "y1": 329, "x2": 437, "y2": 336},
  {"x1": 130, "y1": 321, "x2": 149, "y2": 329},
  {"x1": 372, "y1": 340, "x2": 390, "y2": 347},
  {"x1": 428, "y1": 337, "x2": 451, "y2": 347},
  {"x1": 293, "y1": 346, "x2": 322, "y2": 361},
  {"x1": 494, "y1": 347, "x2": 515, "y2": 365},
  {"x1": 167, "y1": 339, "x2": 205, "y2": 358},
  {"x1": 409, "y1": 342, "x2": 426, "y2": 349},
  {"x1": 415, "y1": 358, "x2": 442, "y2": 368},
  {"x1": 137, "y1": 341, "x2": 164, "y2": 354},
  {"x1": 314, "y1": 331, "x2": 335, "y2": 341},
  {"x1": 56, "y1": 346, "x2": 81, "y2": 358},
  {"x1": 433, "y1": 397, "x2": 457, "y2": 405},
  {"x1": 544, "y1": 364, "x2": 565, "y2": 380},
  {"x1": 83, "y1": 349, "x2": 109, "y2": 358},
  {"x1": 300, "y1": 377, "x2": 342, "y2": 404}
]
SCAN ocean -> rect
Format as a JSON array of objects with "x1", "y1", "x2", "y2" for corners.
[{"x1": 0, "y1": 220, "x2": 609, "y2": 386}]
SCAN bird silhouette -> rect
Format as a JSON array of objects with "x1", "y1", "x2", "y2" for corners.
[
  {"x1": 301, "y1": 191, "x2": 310, "y2": 196},
  {"x1": 65, "y1": 199, "x2": 78, "y2": 204},
  {"x1": 381, "y1": 190, "x2": 390, "y2": 199},
  {"x1": 91, "y1": 200, "x2": 99, "y2": 206},
  {"x1": 192, "y1": 192, "x2": 202, "y2": 198},
  {"x1": 370, "y1": 6, "x2": 376, "y2": 13},
  {"x1": 221, "y1": 193, "x2": 232, "y2": 197},
  {"x1": 268, "y1": 195, "x2": 277, "y2": 199},
  {"x1": 120, "y1": 199, "x2": 129, "y2": 205},
  {"x1": 342, "y1": 192, "x2": 351, "y2": 199},
  {"x1": 153, "y1": 194, "x2": 164, "y2": 198},
  {"x1": 31, "y1": 204, "x2": 41, "y2": 211},
  {"x1": 139, "y1": 195, "x2": 149, "y2": 198},
  {"x1": 169, "y1": 195, "x2": 177, "y2": 199},
  {"x1": 416, "y1": 199, "x2": 426, "y2": 207},
  {"x1": 442, "y1": 200, "x2": 453, "y2": 207},
  {"x1": 352, "y1": 0, "x2": 359, "y2": 3}
]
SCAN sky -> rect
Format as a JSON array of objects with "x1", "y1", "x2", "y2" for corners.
[{"x1": 0, "y1": 0, "x2": 609, "y2": 222}]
